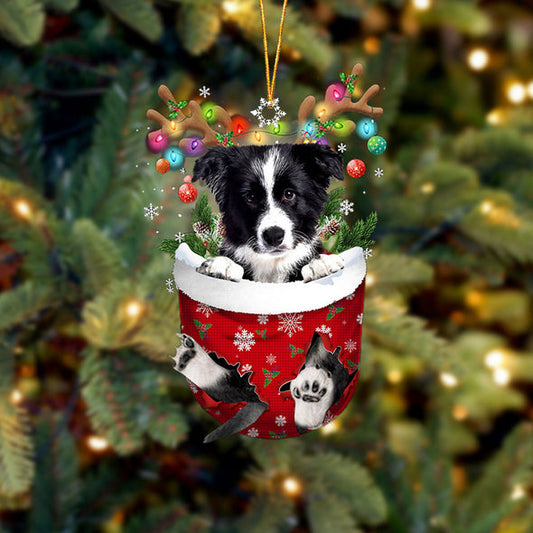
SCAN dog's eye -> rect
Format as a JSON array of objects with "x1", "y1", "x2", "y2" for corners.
[
  {"x1": 243, "y1": 192, "x2": 256, "y2": 204},
  {"x1": 282, "y1": 189, "x2": 296, "y2": 202}
]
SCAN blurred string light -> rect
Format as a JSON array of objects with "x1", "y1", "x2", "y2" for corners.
[
  {"x1": 320, "y1": 418, "x2": 340, "y2": 435},
  {"x1": 387, "y1": 369, "x2": 403, "y2": 384},
  {"x1": 440, "y1": 372, "x2": 458, "y2": 388},
  {"x1": 510, "y1": 484, "x2": 526, "y2": 501},
  {"x1": 452, "y1": 405, "x2": 468, "y2": 421},
  {"x1": 366, "y1": 273, "x2": 376, "y2": 287},
  {"x1": 467, "y1": 48, "x2": 489, "y2": 71},
  {"x1": 13, "y1": 199, "x2": 32, "y2": 220},
  {"x1": 222, "y1": 0, "x2": 241, "y2": 14},
  {"x1": 484, "y1": 348, "x2": 505, "y2": 369},
  {"x1": 411, "y1": 0, "x2": 432, "y2": 11},
  {"x1": 486, "y1": 109, "x2": 503, "y2": 125},
  {"x1": 124, "y1": 299, "x2": 144, "y2": 318},
  {"x1": 10, "y1": 389, "x2": 23, "y2": 405},
  {"x1": 282, "y1": 476, "x2": 302, "y2": 497},
  {"x1": 493, "y1": 367, "x2": 511, "y2": 386},
  {"x1": 87, "y1": 435, "x2": 109, "y2": 452},
  {"x1": 527, "y1": 81, "x2": 533, "y2": 99},
  {"x1": 420, "y1": 182, "x2": 435, "y2": 194},
  {"x1": 363, "y1": 36, "x2": 381, "y2": 55},
  {"x1": 506, "y1": 82, "x2": 527, "y2": 104}
]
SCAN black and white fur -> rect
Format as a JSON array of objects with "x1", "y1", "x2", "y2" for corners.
[
  {"x1": 279, "y1": 332, "x2": 357, "y2": 433},
  {"x1": 193, "y1": 143, "x2": 345, "y2": 283},
  {"x1": 172, "y1": 333, "x2": 268, "y2": 443}
]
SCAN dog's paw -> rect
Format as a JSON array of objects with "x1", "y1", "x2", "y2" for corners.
[
  {"x1": 301, "y1": 254, "x2": 344, "y2": 282},
  {"x1": 196, "y1": 256, "x2": 244, "y2": 282}
]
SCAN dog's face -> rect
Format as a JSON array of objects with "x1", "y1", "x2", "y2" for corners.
[{"x1": 193, "y1": 144, "x2": 343, "y2": 255}]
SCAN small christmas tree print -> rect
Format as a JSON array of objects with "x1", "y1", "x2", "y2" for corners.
[
  {"x1": 326, "y1": 303, "x2": 344, "y2": 320},
  {"x1": 288, "y1": 344, "x2": 304, "y2": 358},
  {"x1": 262, "y1": 367, "x2": 280, "y2": 387},
  {"x1": 193, "y1": 319, "x2": 212, "y2": 339}
]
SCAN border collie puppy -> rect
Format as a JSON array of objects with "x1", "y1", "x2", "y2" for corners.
[{"x1": 192, "y1": 143, "x2": 345, "y2": 283}]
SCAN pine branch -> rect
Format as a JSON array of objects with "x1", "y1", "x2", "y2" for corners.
[
  {"x1": 330, "y1": 212, "x2": 378, "y2": 253},
  {"x1": 124, "y1": 505, "x2": 209, "y2": 533},
  {"x1": 318, "y1": 187, "x2": 345, "y2": 227},
  {"x1": 0, "y1": 0, "x2": 45, "y2": 47},
  {"x1": 177, "y1": 1, "x2": 221, "y2": 55}
]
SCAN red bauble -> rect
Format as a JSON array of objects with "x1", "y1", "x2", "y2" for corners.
[
  {"x1": 156, "y1": 158, "x2": 170, "y2": 174},
  {"x1": 178, "y1": 182, "x2": 197, "y2": 203},
  {"x1": 347, "y1": 159, "x2": 366, "y2": 178}
]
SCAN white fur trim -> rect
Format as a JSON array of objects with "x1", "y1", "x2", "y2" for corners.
[{"x1": 173, "y1": 244, "x2": 366, "y2": 314}]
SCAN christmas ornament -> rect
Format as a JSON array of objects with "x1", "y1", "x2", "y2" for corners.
[
  {"x1": 356, "y1": 118, "x2": 378, "y2": 140},
  {"x1": 156, "y1": 158, "x2": 170, "y2": 174},
  {"x1": 347, "y1": 158, "x2": 366, "y2": 178},
  {"x1": 178, "y1": 176, "x2": 198, "y2": 203},
  {"x1": 146, "y1": 130, "x2": 168, "y2": 153},
  {"x1": 367, "y1": 135, "x2": 387, "y2": 155},
  {"x1": 163, "y1": 147, "x2": 184, "y2": 170}
]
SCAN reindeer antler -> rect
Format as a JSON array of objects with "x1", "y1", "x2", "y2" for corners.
[
  {"x1": 296, "y1": 63, "x2": 383, "y2": 143},
  {"x1": 146, "y1": 85, "x2": 236, "y2": 151}
]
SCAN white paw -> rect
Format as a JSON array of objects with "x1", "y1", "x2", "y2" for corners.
[
  {"x1": 301, "y1": 254, "x2": 344, "y2": 283},
  {"x1": 196, "y1": 256, "x2": 244, "y2": 282}
]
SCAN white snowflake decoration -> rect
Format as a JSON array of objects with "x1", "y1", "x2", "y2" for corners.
[
  {"x1": 322, "y1": 411, "x2": 337, "y2": 426},
  {"x1": 234, "y1": 329, "x2": 255, "y2": 351},
  {"x1": 144, "y1": 203, "x2": 160, "y2": 220},
  {"x1": 339, "y1": 199, "x2": 354, "y2": 216},
  {"x1": 165, "y1": 278, "x2": 174, "y2": 293},
  {"x1": 240, "y1": 363, "x2": 253, "y2": 374},
  {"x1": 199, "y1": 85, "x2": 211, "y2": 98},
  {"x1": 277, "y1": 313, "x2": 304, "y2": 338},
  {"x1": 257, "y1": 314, "x2": 269, "y2": 325},
  {"x1": 186, "y1": 379, "x2": 198, "y2": 394},
  {"x1": 180, "y1": 167, "x2": 186, "y2": 173},
  {"x1": 196, "y1": 303, "x2": 214, "y2": 317},
  {"x1": 345, "y1": 292, "x2": 355, "y2": 301},
  {"x1": 375, "y1": 168, "x2": 384, "y2": 178},
  {"x1": 363, "y1": 248, "x2": 373, "y2": 259},
  {"x1": 356, "y1": 313, "x2": 364, "y2": 325},
  {"x1": 250, "y1": 97, "x2": 286, "y2": 128},
  {"x1": 247, "y1": 427, "x2": 259, "y2": 438},
  {"x1": 266, "y1": 354, "x2": 277, "y2": 365},
  {"x1": 174, "y1": 232, "x2": 185, "y2": 242},
  {"x1": 275, "y1": 415, "x2": 287, "y2": 427},
  {"x1": 316, "y1": 324, "x2": 332, "y2": 338},
  {"x1": 337, "y1": 143, "x2": 347, "y2": 153},
  {"x1": 344, "y1": 339, "x2": 357, "y2": 353}
]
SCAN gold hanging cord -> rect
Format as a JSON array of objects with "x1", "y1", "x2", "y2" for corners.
[{"x1": 258, "y1": 0, "x2": 289, "y2": 104}]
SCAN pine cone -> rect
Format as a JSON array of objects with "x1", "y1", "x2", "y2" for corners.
[
  {"x1": 216, "y1": 215, "x2": 226, "y2": 237},
  {"x1": 317, "y1": 217, "x2": 340, "y2": 238},
  {"x1": 193, "y1": 221, "x2": 210, "y2": 237}
]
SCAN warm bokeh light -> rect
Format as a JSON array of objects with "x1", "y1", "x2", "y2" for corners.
[
  {"x1": 10, "y1": 389, "x2": 23, "y2": 405},
  {"x1": 527, "y1": 81, "x2": 533, "y2": 99},
  {"x1": 440, "y1": 372, "x2": 458, "y2": 388},
  {"x1": 366, "y1": 273, "x2": 376, "y2": 287},
  {"x1": 387, "y1": 369, "x2": 403, "y2": 384},
  {"x1": 14, "y1": 199, "x2": 32, "y2": 220},
  {"x1": 467, "y1": 48, "x2": 489, "y2": 71},
  {"x1": 222, "y1": 0, "x2": 241, "y2": 14},
  {"x1": 412, "y1": 0, "x2": 432, "y2": 10},
  {"x1": 486, "y1": 109, "x2": 503, "y2": 125},
  {"x1": 484, "y1": 348, "x2": 505, "y2": 369},
  {"x1": 282, "y1": 476, "x2": 302, "y2": 497},
  {"x1": 363, "y1": 36, "x2": 381, "y2": 55},
  {"x1": 124, "y1": 299, "x2": 143, "y2": 318},
  {"x1": 420, "y1": 182, "x2": 435, "y2": 194},
  {"x1": 321, "y1": 418, "x2": 340, "y2": 435},
  {"x1": 507, "y1": 82, "x2": 526, "y2": 104},
  {"x1": 452, "y1": 405, "x2": 468, "y2": 421},
  {"x1": 480, "y1": 200, "x2": 494, "y2": 214},
  {"x1": 510, "y1": 484, "x2": 526, "y2": 500},
  {"x1": 493, "y1": 367, "x2": 510, "y2": 386},
  {"x1": 87, "y1": 435, "x2": 109, "y2": 452}
]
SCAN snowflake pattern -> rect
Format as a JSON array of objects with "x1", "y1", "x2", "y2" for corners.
[
  {"x1": 356, "y1": 313, "x2": 364, "y2": 324},
  {"x1": 196, "y1": 303, "x2": 214, "y2": 318},
  {"x1": 316, "y1": 324, "x2": 332, "y2": 338},
  {"x1": 322, "y1": 411, "x2": 337, "y2": 426},
  {"x1": 250, "y1": 97, "x2": 286, "y2": 127},
  {"x1": 165, "y1": 278, "x2": 174, "y2": 293},
  {"x1": 337, "y1": 143, "x2": 347, "y2": 153},
  {"x1": 346, "y1": 292, "x2": 355, "y2": 300},
  {"x1": 234, "y1": 329, "x2": 255, "y2": 351},
  {"x1": 266, "y1": 354, "x2": 277, "y2": 365},
  {"x1": 199, "y1": 85, "x2": 211, "y2": 98},
  {"x1": 240, "y1": 363, "x2": 253, "y2": 374},
  {"x1": 363, "y1": 248, "x2": 373, "y2": 259},
  {"x1": 174, "y1": 232, "x2": 185, "y2": 242},
  {"x1": 144, "y1": 203, "x2": 160, "y2": 220},
  {"x1": 375, "y1": 168, "x2": 384, "y2": 178},
  {"x1": 277, "y1": 313, "x2": 304, "y2": 338},
  {"x1": 247, "y1": 427, "x2": 259, "y2": 438},
  {"x1": 344, "y1": 339, "x2": 357, "y2": 353},
  {"x1": 339, "y1": 199, "x2": 354, "y2": 216},
  {"x1": 179, "y1": 168, "x2": 186, "y2": 173},
  {"x1": 186, "y1": 379, "x2": 198, "y2": 394},
  {"x1": 257, "y1": 314, "x2": 269, "y2": 325},
  {"x1": 275, "y1": 415, "x2": 287, "y2": 427}
]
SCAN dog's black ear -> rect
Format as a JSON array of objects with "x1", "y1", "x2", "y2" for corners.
[
  {"x1": 308, "y1": 330, "x2": 326, "y2": 353},
  {"x1": 292, "y1": 144, "x2": 344, "y2": 187},
  {"x1": 279, "y1": 380, "x2": 292, "y2": 392},
  {"x1": 192, "y1": 146, "x2": 230, "y2": 206}
]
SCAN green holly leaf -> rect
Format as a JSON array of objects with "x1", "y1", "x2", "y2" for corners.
[
  {"x1": 168, "y1": 99, "x2": 188, "y2": 119},
  {"x1": 255, "y1": 329, "x2": 267, "y2": 339},
  {"x1": 193, "y1": 319, "x2": 212, "y2": 339},
  {"x1": 288, "y1": 344, "x2": 304, "y2": 358},
  {"x1": 262, "y1": 368, "x2": 280, "y2": 387}
]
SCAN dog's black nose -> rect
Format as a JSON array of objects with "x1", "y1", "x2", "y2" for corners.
[{"x1": 262, "y1": 226, "x2": 285, "y2": 247}]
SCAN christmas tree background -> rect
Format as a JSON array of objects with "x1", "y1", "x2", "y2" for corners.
[{"x1": 1, "y1": 0, "x2": 533, "y2": 531}]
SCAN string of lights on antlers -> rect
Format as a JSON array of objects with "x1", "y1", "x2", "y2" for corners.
[{"x1": 145, "y1": 1, "x2": 388, "y2": 203}]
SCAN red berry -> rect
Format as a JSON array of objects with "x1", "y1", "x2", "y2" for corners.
[
  {"x1": 346, "y1": 158, "x2": 366, "y2": 178},
  {"x1": 178, "y1": 182, "x2": 198, "y2": 203},
  {"x1": 184, "y1": 175, "x2": 193, "y2": 183}
]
